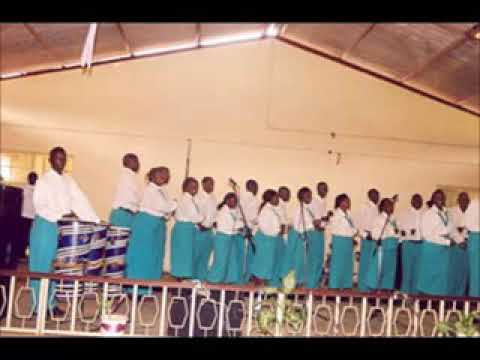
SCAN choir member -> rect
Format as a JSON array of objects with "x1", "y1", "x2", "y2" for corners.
[{"x1": 465, "y1": 198, "x2": 480, "y2": 297}]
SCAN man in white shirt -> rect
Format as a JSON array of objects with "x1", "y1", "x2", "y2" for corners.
[
  {"x1": 109, "y1": 153, "x2": 141, "y2": 228},
  {"x1": 18, "y1": 172, "x2": 38, "y2": 262},
  {"x1": 310, "y1": 182, "x2": 331, "y2": 229},
  {"x1": 194, "y1": 176, "x2": 217, "y2": 281},
  {"x1": 397, "y1": 194, "x2": 423, "y2": 294},
  {"x1": 30, "y1": 147, "x2": 100, "y2": 315},
  {"x1": 447, "y1": 192, "x2": 470, "y2": 296},
  {"x1": 278, "y1": 186, "x2": 292, "y2": 239},
  {"x1": 356, "y1": 188, "x2": 380, "y2": 291}
]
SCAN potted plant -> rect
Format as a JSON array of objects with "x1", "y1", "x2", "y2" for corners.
[
  {"x1": 256, "y1": 271, "x2": 307, "y2": 336},
  {"x1": 436, "y1": 311, "x2": 480, "y2": 337}
]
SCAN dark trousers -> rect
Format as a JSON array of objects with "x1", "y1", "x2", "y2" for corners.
[{"x1": 15, "y1": 217, "x2": 33, "y2": 261}]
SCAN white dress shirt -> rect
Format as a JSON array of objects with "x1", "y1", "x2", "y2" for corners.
[
  {"x1": 215, "y1": 206, "x2": 244, "y2": 235},
  {"x1": 258, "y1": 203, "x2": 282, "y2": 237},
  {"x1": 174, "y1": 192, "x2": 203, "y2": 223},
  {"x1": 330, "y1": 208, "x2": 358, "y2": 237},
  {"x1": 112, "y1": 167, "x2": 142, "y2": 212},
  {"x1": 310, "y1": 196, "x2": 328, "y2": 220},
  {"x1": 196, "y1": 191, "x2": 217, "y2": 228},
  {"x1": 239, "y1": 191, "x2": 260, "y2": 229},
  {"x1": 21, "y1": 184, "x2": 35, "y2": 219},
  {"x1": 33, "y1": 169, "x2": 99, "y2": 223},
  {"x1": 397, "y1": 207, "x2": 423, "y2": 241},
  {"x1": 355, "y1": 200, "x2": 379, "y2": 233},
  {"x1": 279, "y1": 199, "x2": 291, "y2": 226},
  {"x1": 449, "y1": 205, "x2": 468, "y2": 244},
  {"x1": 421, "y1": 205, "x2": 454, "y2": 246},
  {"x1": 139, "y1": 182, "x2": 177, "y2": 218},
  {"x1": 292, "y1": 204, "x2": 316, "y2": 233},
  {"x1": 465, "y1": 199, "x2": 479, "y2": 232},
  {"x1": 371, "y1": 212, "x2": 399, "y2": 240}
]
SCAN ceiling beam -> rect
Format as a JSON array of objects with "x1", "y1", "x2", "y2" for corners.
[
  {"x1": 115, "y1": 23, "x2": 133, "y2": 56},
  {"x1": 23, "y1": 23, "x2": 63, "y2": 66},
  {"x1": 340, "y1": 24, "x2": 376, "y2": 60},
  {"x1": 277, "y1": 35, "x2": 480, "y2": 117},
  {"x1": 454, "y1": 93, "x2": 479, "y2": 105},
  {"x1": 399, "y1": 36, "x2": 468, "y2": 83}
]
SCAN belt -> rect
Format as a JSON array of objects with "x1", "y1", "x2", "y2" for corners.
[
  {"x1": 409, "y1": 240, "x2": 423, "y2": 244},
  {"x1": 119, "y1": 208, "x2": 137, "y2": 215}
]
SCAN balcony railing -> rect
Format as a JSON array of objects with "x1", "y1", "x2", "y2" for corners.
[{"x1": 0, "y1": 269, "x2": 478, "y2": 337}]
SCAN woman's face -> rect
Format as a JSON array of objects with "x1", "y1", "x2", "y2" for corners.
[
  {"x1": 384, "y1": 201, "x2": 394, "y2": 215},
  {"x1": 433, "y1": 191, "x2": 445, "y2": 209},
  {"x1": 302, "y1": 191, "x2": 312, "y2": 204},
  {"x1": 226, "y1": 196, "x2": 237, "y2": 209},
  {"x1": 340, "y1": 198, "x2": 350, "y2": 211},
  {"x1": 187, "y1": 181, "x2": 199, "y2": 196},
  {"x1": 270, "y1": 194, "x2": 280, "y2": 206}
]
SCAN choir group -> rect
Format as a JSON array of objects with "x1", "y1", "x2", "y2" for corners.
[{"x1": 26, "y1": 147, "x2": 480, "y2": 314}]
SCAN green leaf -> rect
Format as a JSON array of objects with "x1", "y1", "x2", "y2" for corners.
[{"x1": 282, "y1": 271, "x2": 296, "y2": 294}]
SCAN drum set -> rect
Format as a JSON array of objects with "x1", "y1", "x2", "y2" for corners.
[{"x1": 54, "y1": 218, "x2": 130, "y2": 301}]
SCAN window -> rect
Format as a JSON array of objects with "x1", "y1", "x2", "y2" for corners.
[{"x1": 0, "y1": 151, "x2": 73, "y2": 186}]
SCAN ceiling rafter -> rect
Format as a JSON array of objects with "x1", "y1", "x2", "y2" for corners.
[
  {"x1": 23, "y1": 23, "x2": 64, "y2": 67},
  {"x1": 340, "y1": 24, "x2": 376, "y2": 60},
  {"x1": 115, "y1": 23, "x2": 133, "y2": 56}
]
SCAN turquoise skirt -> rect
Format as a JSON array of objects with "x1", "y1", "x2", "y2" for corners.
[
  {"x1": 417, "y1": 241, "x2": 450, "y2": 296},
  {"x1": 243, "y1": 236, "x2": 255, "y2": 284},
  {"x1": 126, "y1": 212, "x2": 166, "y2": 294},
  {"x1": 467, "y1": 232, "x2": 480, "y2": 297},
  {"x1": 250, "y1": 231, "x2": 283, "y2": 281},
  {"x1": 227, "y1": 234, "x2": 247, "y2": 284},
  {"x1": 400, "y1": 241, "x2": 423, "y2": 294},
  {"x1": 365, "y1": 237, "x2": 398, "y2": 290},
  {"x1": 279, "y1": 229, "x2": 323, "y2": 289},
  {"x1": 358, "y1": 239, "x2": 375, "y2": 292},
  {"x1": 328, "y1": 235, "x2": 353, "y2": 289},
  {"x1": 170, "y1": 221, "x2": 197, "y2": 278},
  {"x1": 109, "y1": 208, "x2": 134, "y2": 228},
  {"x1": 448, "y1": 245, "x2": 468, "y2": 296},
  {"x1": 207, "y1": 232, "x2": 244, "y2": 284},
  {"x1": 194, "y1": 229, "x2": 213, "y2": 281},
  {"x1": 28, "y1": 216, "x2": 59, "y2": 311}
]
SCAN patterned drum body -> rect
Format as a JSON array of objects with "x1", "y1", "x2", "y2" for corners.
[
  {"x1": 105, "y1": 226, "x2": 130, "y2": 296},
  {"x1": 84, "y1": 225, "x2": 108, "y2": 292},
  {"x1": 55, "y1": 219, "x2": 94, "y2": 301}
]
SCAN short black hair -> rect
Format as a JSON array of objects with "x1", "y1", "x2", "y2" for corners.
[
  {"x1": 278, "y1": 186, "x2": 290, "y2": 193},
  {"x1": 378, "y1": 198, "x2": 393, "y2": 213},
  {"x1": 202, "y1": 176, "x2": 214, "y2": 184},
  {"x1": 246, "y1": 179, "x2": 258, "y2": 188},
  {"x1": 122, "y1": 153, "x2": 138, "y2": 167},
  {"x1": 182, "y1": 177, "x2": 198, "y2": 192},
  {"x1": 49, "y1": 146, "x2": 66, "y2": 159},
  {"x1": 297, "y1": 186, "x2": 311, "y2": 202}
]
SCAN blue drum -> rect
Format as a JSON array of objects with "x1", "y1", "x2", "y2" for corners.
[
  {"x1": 84, "y1": 224, "x2": 108, "y2": 292},
  {"x1": 54, "y1": 219, "x2": 94, "y2": 301},
  {"x1": 105, "y1": 226, "x2": 130, "y2": 297}
]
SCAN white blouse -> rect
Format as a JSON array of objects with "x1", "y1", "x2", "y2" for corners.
[
  {"x1": 397, "y1": 207, "x2": 423, "y2": 241},
  {"x1": 292, "y1": 204, "x2": 316, "y2": 233},
  {"x1": 215, "y1": 206, "x2": 244, "y2": 235},
  {"x1": 111, "y1": 167, "x2": 142, "y2": 212},
  {"x1": 355, "y1": 201, "x2": 379, "y2": 233},
  {"x1": 196, "y1": 191, "x2": 218, "y2": 228},
  {"x1": 139, "y1": 182, "x2": 177, "y2": 218},
  {"x1": 465, "y1": 199, "x2": 479, "y2": 232},
  {"x1": 33, "y1": 169, "x2": 99, "y2": 223},
  {"x1": 175, "y1": 192, "x2": 204, "y2": 223},
  {"x1": 449, "y1": 206, "x2": 468, "y2": 243},
  {"x1": 310, "y1": 196, "x2": 327, "y2": 220},
  {"x1": 421, "y1": 205, "x2": 454, "y2": 246},
  {"x1": 239, "y1": 191, "x2": 260, "y2": 229},
  {"x1": 279, "y1": 199, "x2": 291, "y2": 226},
  {"x1": 21, "y1": 184, "x2": 35, "y2": 219},
  {"x1": 330, "y1": 208, "x2": 358, "y2": 237},
  {"x1": 371, "y1": 212, "x2": 399, "y2": 240},
  {"x1": 257, "y1": 203, "x2": 282, "y2": 237}
]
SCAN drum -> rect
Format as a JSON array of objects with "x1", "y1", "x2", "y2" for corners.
[
  {"x1": 104, "y1": 226, "x2": 130, "y2": 297},
  {"x1": 54, "y1": 219, "x2": 94, "y2": 301},
  {"x1": 84, "y1": 224, "x2": 108, "y2": 292}
]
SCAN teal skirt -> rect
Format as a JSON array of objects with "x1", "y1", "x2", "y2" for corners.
[
  {"x1": 328, "y1": 235, "x2": 353, "y2": 289},
  {"x1": 448, "y1": 245, "x2": 468, "y2": 296},
  {"x1": 400, "y1": 241, "x2": 423, "y2": 294},
  {"x1": 126, "y1": 212, "x2": 166, "y2": 294},
  {"x1": 358, "y1": 239, "x2": 375, "y2": 292},
  {"x1": 193, "y1": 229, "x2": 214, "y2": 281},
  {"x1": 417, "y1": 241, "x2": 450, "y2": 296},
  {"x1": 227, "y1": 234, "x2": 247, "y2": 284},
  {"x1": 279, "y1": 229, "x2": 323, "y2": 289},
  {"x1": 109, "y1": 208, "x2": 134, "y2": 228},
  {"x1": 467, "y1": 232, "x2": 480, "y2": 297},
  {"x1": 207, "y1": 232, "x2": 244, "y2": 284},
  {"x1": 250, "y1": 231, "x2": 283, "y2": 281},
  {"x1": 29, "y1": 216, "x2": 59, "y2": 311},
  {"x1": 170, "y1": 221, "x2": 197, "y2": 278},
  {"x1": 365, "y1": 237, "x2": 398, "y2": 290}
]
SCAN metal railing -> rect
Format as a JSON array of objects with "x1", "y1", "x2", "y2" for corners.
[{"x1": 0, "y1": 269, "x2": 478, "y2": 337}]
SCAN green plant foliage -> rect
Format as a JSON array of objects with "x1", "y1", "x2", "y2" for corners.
[{"x1": 437, "y1": 312, "x2": 480, "y2": 337}]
